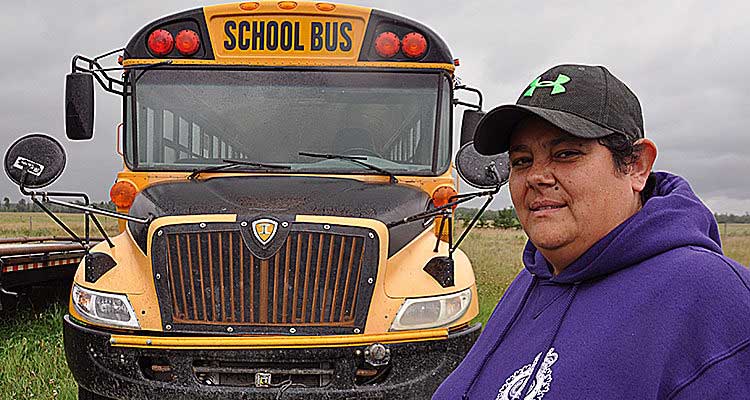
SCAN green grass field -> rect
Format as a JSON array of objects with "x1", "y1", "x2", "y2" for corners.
[{"x1": 0, "y1": 213, "x2": 747, "y2": 399}]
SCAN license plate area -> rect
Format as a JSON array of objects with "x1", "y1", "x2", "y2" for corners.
[{"x1": 193, "y1": 359, "x2": 335, "y2": 388}]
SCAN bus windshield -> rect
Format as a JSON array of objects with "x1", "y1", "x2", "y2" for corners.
[{"x1": 126, "y1": 69, "x2": 452, "y2": 176}]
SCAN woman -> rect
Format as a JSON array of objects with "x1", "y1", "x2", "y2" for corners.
[{"x1": 433, "y1": 64, "x2": 750, "y2": 400}]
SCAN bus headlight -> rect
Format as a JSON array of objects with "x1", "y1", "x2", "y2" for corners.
[
  {"x1": 390, "y1": 288, "x2": 472, "y2": 331},
  {"x1": 72, "y1": 284, "x2": 140, "y2": 329}
]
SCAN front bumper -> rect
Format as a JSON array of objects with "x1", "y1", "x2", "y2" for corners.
[{"x1": 64, "y1": 315, "x2": 480, "y2": 400}]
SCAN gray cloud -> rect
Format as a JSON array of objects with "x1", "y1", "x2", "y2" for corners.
[{"x1": 1, "y1": 0, "x2": 748, "y2": 214}]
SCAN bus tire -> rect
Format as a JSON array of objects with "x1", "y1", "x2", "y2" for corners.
[{"x1": 78, "y1": 388, "x2": 114, "y2": 400}]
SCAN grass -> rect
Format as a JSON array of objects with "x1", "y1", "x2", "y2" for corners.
[
  {"x1": 0, "y1": 289, "x2": 76, "y2": 400},
  {"x1": 0, "y1": 212, "x2": 118, "y2": 238},
  {"x1": 0, "y1": 213, "x2": 747, "y2": 399},
  {"x1": 456, "y1": 228, "x2": 527, "y2": 324},
  {"x1": 0, "y1": 213, "x2": 118, "y2": 400}
]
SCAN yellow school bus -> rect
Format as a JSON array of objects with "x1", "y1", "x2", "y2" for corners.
[{"x1": 58, "y1": 2, "x2": 488, "y2": 399}]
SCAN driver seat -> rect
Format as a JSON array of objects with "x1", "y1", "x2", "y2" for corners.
[{"x1": 334, "y1": 127, "x2": 376, "y2": 155}]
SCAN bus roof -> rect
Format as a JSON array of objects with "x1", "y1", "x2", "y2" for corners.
[{"x1": 123, "y1": 2, "x2": 454, "y2": 71}]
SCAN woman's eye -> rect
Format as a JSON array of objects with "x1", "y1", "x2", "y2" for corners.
[
  {"x1": 511, "y1": 157, "x2": 531, "y2": 167},
  {"x1": 555, "y1": 150, "x2": 581, "y2": 159}
]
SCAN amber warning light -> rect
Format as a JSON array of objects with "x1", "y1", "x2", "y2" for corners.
[
  {"x1": 432, "y1": 187, "x2": 458, "y2": 210},
  {"x1": 110, "y1": 181, "x2": 137, "y2": 209}
]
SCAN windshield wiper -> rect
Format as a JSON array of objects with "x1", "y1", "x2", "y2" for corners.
[
  {"x1": 298, "y1": 151, "x2": 399, "y2": 184},
  {"x1": 188, "y1": 159, "x2": 291, "y2": 180}
]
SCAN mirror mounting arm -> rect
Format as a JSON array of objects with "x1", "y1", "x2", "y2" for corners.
[
  {"x1": 71, "y1": 51, "x2": 127, "y2": 96},
  {"x1": 40, "y1": 196, "x2": 149, "y2": 225},
  {"x1": 450, "y1": 193, "x2": 494, "y2": 255},
  {"x1": 454, "y1": 85, "x2": 484, "y2": 111},
  {"x1": 31, "y1": 196, "x2": 84, "y2": 246},
  {"x1": 18, "y1": 174, "x2": 150, "y2": 250},
  {"x1": 433, "y1": 209, "x2": 452, "y2": 253}
]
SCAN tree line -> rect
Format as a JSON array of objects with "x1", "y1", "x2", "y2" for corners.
[
  {"x1": 714, "y1": 213, "x2": 750, "y2": 224},
  {"x1": 0, "y1": 197, "x2": 116, "y2": 213},
  {"x1": 455, "y1": 207, "x2": 522, "y2": 229},
  {"x1": 455, "y1": 207, "x2": 749, "y2": 229}
]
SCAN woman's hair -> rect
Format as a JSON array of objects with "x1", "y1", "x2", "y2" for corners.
[
  {"x1": 598, "y1": 132, "x2": 655, "y2": 202},
  {"x1": 597, "y1": 133, "x2": 643, "y2": 175}
]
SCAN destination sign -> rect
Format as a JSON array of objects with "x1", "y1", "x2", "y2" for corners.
[{"x1": 208, "y1": 16, "x2": 367, "y2": 59}]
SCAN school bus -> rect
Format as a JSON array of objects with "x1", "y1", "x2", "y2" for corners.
[{"x1": 56, "y1": 2, "x2": 489, "y2": 399}]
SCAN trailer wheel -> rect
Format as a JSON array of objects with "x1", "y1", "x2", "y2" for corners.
[{"x1": 78, "y1": 388, "x2": 115, "y2": 400}]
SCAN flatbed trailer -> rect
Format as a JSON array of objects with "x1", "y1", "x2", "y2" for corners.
[{"x1": 0, "y1": 237, "x2": 97, "y2": 306}]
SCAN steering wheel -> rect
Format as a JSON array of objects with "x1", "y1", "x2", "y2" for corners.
[{"x1": 341, "y1": 148, "x2": 382, "y2": 158}]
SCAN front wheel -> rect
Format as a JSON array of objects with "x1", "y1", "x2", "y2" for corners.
[{"x1": 78, "y1": 388, "x2": 115, "y2": 400}]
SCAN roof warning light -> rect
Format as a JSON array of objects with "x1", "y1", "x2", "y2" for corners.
[
  {"x1": 175, "y1": 30, "x2": 200, "y2": 56},
  {"x1": 374, "y1": 32, "x2": 400, "y2": 58},
  {"x1": 401, "y1": 32, "x2": 427, "y2": 59},
  {"x1": 147, "y1": 29, "x2": 174, "y2": 57}
]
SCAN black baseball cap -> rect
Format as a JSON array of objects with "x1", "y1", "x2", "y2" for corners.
[{"x1": 473, "y1": 64, "x2": 644, "y2": 155}]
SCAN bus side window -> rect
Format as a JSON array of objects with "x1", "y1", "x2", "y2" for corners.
[
  {"x1": 382, "y1": 106, "x2": 433, "y2": 167},
  {"x1": 137, "y1": 105, "x2": 245, "y2": 167}
]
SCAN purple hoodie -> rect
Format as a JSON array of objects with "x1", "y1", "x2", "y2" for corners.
[{"x1": 433, "y1": 172, "x2": 750, "y2": 399}]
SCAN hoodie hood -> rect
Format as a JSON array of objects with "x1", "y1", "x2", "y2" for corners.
[{"x1": 523, "y1": 172, "x2": 722, "y2": 283}]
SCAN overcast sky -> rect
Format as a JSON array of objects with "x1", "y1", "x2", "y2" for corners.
[{"x1": 1, "y1": 1, "x2": 748, "y2": 214}]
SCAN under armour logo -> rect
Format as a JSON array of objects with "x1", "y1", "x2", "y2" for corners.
[{"x1": 523, "y1": 74, "x2": 571, "y2": 97}]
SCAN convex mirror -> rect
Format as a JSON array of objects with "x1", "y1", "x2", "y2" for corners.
[
  {"x1": 455, "y1": 141, "x2": 510, "y2": 189},
  {"x1": 4, "y1": 134, "x2": 67, "y2": 189}
]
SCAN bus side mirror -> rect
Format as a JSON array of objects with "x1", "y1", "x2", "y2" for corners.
[
  {"x1": 454, "y1": 141, "x2": 510, "y2": 189},
  {"x1": 65, "y1": 73, "x2": 95, "y2": 141},
  {"x1": 4, "y1": 134, "x2": 67, "y2": 189},
  {"x1": 459, "y1": 110, "x2": 485, "y2": 147}
]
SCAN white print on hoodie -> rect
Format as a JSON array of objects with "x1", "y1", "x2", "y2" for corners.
[{"x1": 496, "y1": 348, "x2": 559, "y2": 400}]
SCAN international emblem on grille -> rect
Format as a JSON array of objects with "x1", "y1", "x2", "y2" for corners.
[
  {"x1": 255, "y1": 372, "x2": 272, "y2": 388},
  {"x1": 251, "y1": 218, "x2": 278, "y2": 246}
]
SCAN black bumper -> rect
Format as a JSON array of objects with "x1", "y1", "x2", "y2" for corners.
[{"x1": 64, "y1": 315, "x2": 480, "y2": 400}]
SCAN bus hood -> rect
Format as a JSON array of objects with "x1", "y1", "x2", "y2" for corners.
[{"x1": 128, "y1": 176, "x2": 433, "y2": 257}]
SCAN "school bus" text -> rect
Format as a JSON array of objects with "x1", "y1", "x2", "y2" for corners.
[{"x1": 223, "y1": 20, "x2": 353, "y2": 52}]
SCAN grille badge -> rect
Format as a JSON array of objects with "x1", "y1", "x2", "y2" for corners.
[
  {"x1": 251, "y1": 218, "x2": 278, "y2": 246},
  {"x1": 255, "y1": 372, "x2": 272, "y2": 388}
]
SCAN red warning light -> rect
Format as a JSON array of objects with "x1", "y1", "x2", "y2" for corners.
[
  {"x1": 147, "y1": 29, "x2": 174, "y2": 57},
  {"x1": 401, "y1": 32, "x2": 427, "y2": 59},
  {"x1": 175, "y1": 30, "x2": 200, "y2": 56},
  {"x1": 374, "y1": 32, "x2": 400, "y2": 58}
]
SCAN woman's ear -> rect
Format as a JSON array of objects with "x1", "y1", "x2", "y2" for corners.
[{"x1": 630, "y1": 138, "x2": 658, "y2": 193}]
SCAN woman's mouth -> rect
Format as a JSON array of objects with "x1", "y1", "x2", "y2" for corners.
[{"x1": 529, "y1": 201, "x2": 567, "y2": 216}]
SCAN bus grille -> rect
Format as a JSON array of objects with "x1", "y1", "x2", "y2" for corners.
[{"x1": 151, "y1": 222, "x2": 378, "y2": 334}]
